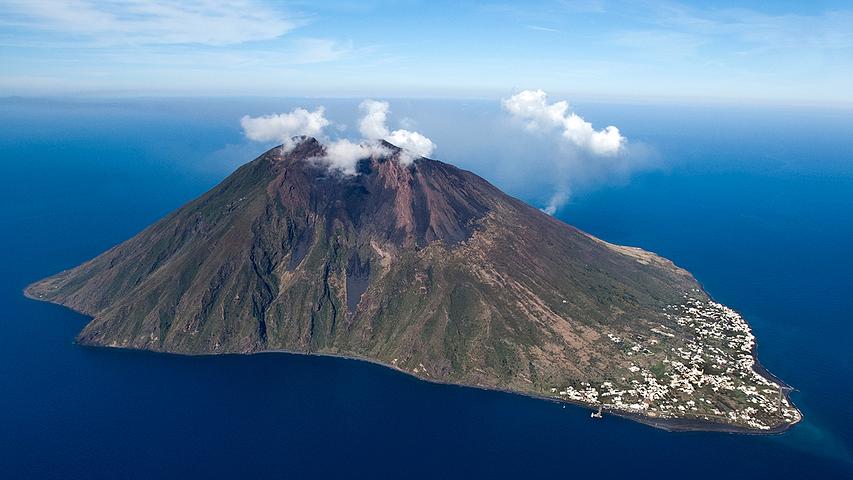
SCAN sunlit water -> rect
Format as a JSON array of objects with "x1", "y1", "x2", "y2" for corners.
[{"x1": 1, "y1": 97, "x2": 851, "y2": 478}]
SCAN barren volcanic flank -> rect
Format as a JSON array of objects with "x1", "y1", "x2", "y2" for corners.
[{"x1": 26, "y1": 137, "x2": 801, "y2": 432}]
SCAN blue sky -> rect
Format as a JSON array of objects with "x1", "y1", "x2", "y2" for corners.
[{"x1": 1, "y1": 0, "x2": 851, "y2": 104}]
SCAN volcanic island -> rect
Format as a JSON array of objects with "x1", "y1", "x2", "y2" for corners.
[{"x1": 26, "y1": 137, "x2": 802, "y2": 433}]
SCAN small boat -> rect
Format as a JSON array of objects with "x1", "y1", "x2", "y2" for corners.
[{"x1": 590, "y1": 406, "x2": 603, "y2": 418}]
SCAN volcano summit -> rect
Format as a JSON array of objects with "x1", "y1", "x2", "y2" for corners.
[{"x1": 26, "y1": 137, "x2": 801, "y2": 432}]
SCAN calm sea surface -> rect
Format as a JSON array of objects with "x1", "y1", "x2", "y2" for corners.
[{"x1": 1, "y1": 97, "x2": 851, "y2": 478}]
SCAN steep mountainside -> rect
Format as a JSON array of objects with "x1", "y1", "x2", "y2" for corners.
[{"x1": 26, "y1": 137, "x2": 801, "y2": 432}]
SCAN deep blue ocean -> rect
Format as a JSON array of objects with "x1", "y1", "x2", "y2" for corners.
[{"x1": 1, "y1": 97, "x2": 851, "y2": 479}]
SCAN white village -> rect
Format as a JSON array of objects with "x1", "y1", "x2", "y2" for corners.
[{"x1": 553, "y1": 294, "x2": 802, "y2": 430}]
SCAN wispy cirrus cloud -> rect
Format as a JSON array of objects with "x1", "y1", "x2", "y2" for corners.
[
  {"x1": 0, "y1": 1, "x2": 364, "y2": 95},
  {"x1": 522, "y1": 24, "x2": 560, "y2": 33},
  {"x1": 610, "y1": 1, "x2": 853, "y2": 58},
  {"x1": 1, "y1": 0, "x2": 850, "y2": 101},
  {"x1": 0, "y1": 0, "x2": 298, "y2": 46}
]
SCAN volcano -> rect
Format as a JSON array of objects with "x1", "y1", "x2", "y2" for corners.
[{"x1": 26, "y1": 137, "x2": 801, "y2": 432}]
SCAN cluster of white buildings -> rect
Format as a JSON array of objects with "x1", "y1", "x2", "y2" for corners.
[{"x1": 553, "y1": 296, "x2": 801, "y2": 430}]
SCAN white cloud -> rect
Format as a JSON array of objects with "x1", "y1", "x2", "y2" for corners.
[
  {"x1": 315, "y1": 139, "x2": 389, "y2": 176},
  {"x1": 386, "y1": 130, "x2": 435, "y2": 165},
  {"x1": 358, "y1": 99, "x2": 436, "y2": 163},
  {"x1": 358, "y1": 99, "x2": 390, "y2": 139},
  {"x1": 240, "y1": 107, "x2": 330, "y2": 150},
  {"x1": 503, "y1": 89, "x2": 646, "y2": 215},
  {"x1": 240, "y1": 99, "x2": 435, "y2": 174},
  {"x1": 503, "y1": 89, "x2": 625, "y2": 156},
  {"x1": 239, "y1": 104, "x2": 393, "y2": 175}
]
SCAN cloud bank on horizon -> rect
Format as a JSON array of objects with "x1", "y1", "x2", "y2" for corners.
[{"x1": 240, "y1": 99, "x2": 436, "y2": 175}]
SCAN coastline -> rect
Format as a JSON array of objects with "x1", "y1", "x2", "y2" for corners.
[
  {"x1": 23, "y1": 286, "x2": 801, "y2": 435},
  {"x1": 82, "y1": 342, "x2": 802, "y2": 435},
  {"x1": 234, "y1": 348, "x2": 802, "y2": 435},
  {"x1": 257, "y1": 347, "x2": 800, "y2": 435}
]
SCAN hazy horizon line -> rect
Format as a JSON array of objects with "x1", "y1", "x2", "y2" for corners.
[{"x1": 4, "y1": 92, "x2": 853, "y2": 111}]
